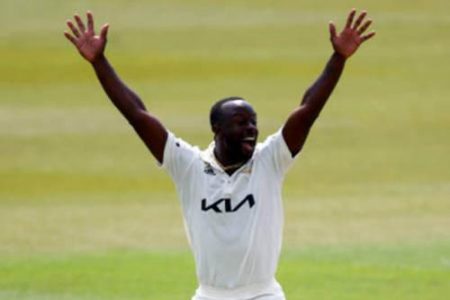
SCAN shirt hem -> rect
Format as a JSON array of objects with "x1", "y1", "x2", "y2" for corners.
[{"x1": 195, "y1": 278, "x2": 283, "y2": 300}]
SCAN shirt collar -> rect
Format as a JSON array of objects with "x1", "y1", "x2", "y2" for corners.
[{"x1": 201, "y1": 142, "x2": 254, "y2": 174}]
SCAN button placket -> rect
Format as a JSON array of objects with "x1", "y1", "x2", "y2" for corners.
[{"x1": 224, "y1": 176, "x2": 232, "y2": 196}]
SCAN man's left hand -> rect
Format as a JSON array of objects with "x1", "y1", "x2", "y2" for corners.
[{"x1": 329, "y1": 9, "x2": 376, "y2": 59}]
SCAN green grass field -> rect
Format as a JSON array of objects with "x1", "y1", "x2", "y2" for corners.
[{"x1": 1, "y1": 0, "x2": 449, "y2": 299}]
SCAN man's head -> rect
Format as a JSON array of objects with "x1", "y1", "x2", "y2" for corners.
[{"x1": 210, "y1": 97, "x2": 259, "y2": 161}]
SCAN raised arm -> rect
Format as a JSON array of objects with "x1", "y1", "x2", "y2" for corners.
[
  {"x1": 64, "y1": 11, "x2": 167, "y2": 163},
  {"x1": 282, "y1": 9, "x2": 375, "y2": 156}
]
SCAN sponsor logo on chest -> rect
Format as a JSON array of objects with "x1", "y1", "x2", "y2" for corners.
[{"x1": 201, "y1": 194, "x2": 255, "y2": 213}]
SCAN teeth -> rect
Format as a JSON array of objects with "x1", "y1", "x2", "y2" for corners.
[{"x1": 243, "y1": 137, "x2": 255, "y2": 142}]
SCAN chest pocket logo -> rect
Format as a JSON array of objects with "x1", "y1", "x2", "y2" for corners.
[{"x1": 201, "y1": 194, "x2": 255, "y2": 213}]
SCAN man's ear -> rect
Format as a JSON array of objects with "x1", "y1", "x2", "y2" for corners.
[{"x1": 212, "y1": 123, "x2": 221, "y2": 135}]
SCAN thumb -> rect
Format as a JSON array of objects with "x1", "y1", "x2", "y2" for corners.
[
  {"x1": 100, "y1": 23, "x2": 109, "y2": 40},
  {"x1": 329, "y1": 21, "x2": 337, "y2": 40}
]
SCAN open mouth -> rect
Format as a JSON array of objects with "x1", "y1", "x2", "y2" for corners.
[
  {"x1": 241, "y1": 137, "x2": 256, "y2": 153},
  {"x1": 242, "y1": 136, "x2": 256, "y2": 145}
]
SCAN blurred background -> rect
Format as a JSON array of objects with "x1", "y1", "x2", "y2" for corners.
[{"x1": 0, "y1": 0, "x2": 449, "y2": 299}]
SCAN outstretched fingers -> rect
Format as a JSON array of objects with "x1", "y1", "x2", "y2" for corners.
[
  {"x1": 352, "y1": 11, "x2": 367, "y2": 30},
  {"x1": 66, "y1": 20, "x2": 80, "y2": 37},
  {"x1": 346, "y1": 9, "x2": 376, "y2": 44},
  {"x1": 358, "y1": 19, "x2": 372, "y2": 34},
  {"x1": 345, "y1": 8, "x2": 356, "y2": 29},
  {"x1": 329, "y1": 21, "x2": 337, "y2": 40},
  {"x1": 67, "y1": 12, "x2": 94, "y2": 38},
  {"x1": 64, "y1": 31, "x2": 77, "y2": 46},
  {"x1": 87, "y1": 11, "x2": 94, "y2": 33},
  {"x1": 74, "y1": 14, "x2": 86, "y2": 33},
  {"x1": 354, "y1": 11, "x2": 375, "y2": 44},
  {"x1": 361, "y1": 31, "x2": 376, "y2": 43},
  {"x1": 100, "y1": 24, "x2": 109, "y2": 40}
]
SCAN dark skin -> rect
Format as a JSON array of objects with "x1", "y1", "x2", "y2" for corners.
[
  {"x1": 64, "y1": 9, "x2": 375, "y2": 173},
  {"x1": 212, "y1": 100, "x2": 258, "y2": 174}
]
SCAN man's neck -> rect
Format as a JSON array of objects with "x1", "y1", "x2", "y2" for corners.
[{"x1": 213, "y1": 145, "x2": 246, "y2": 173}]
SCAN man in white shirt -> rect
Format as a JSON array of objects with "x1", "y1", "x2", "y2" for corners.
[{"x1": 64, "y1": 9, "x2": 375, "y2": 300}]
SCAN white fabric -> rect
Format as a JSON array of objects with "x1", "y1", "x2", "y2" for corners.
[{"x1": 162, "y1": 129, "x2": 295, "y2": 300}]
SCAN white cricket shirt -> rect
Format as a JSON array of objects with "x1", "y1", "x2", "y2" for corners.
[{"x1": 162, "y1": 129, "x2": 295, "y2": 300}]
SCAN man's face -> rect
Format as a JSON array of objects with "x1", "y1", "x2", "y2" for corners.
[{"x1": 215, "y1": 100, "x2": 259, "y2": 160}]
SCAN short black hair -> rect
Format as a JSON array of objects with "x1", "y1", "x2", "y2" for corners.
[{"x1": 209, "y1": 96, "x2": 245, "y2": 128}]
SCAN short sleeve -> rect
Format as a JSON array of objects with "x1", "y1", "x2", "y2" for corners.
[
  {"x1": 257, "y1": 129, "x2": 296, "y2": 177},
  {"x1": 161, "y1": 131, "x2": 199, "y2": 184}
]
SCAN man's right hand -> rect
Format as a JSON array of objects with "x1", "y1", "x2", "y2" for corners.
[{"x1": 64, "y1": 11, "x2": 109, "y2": 63}]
